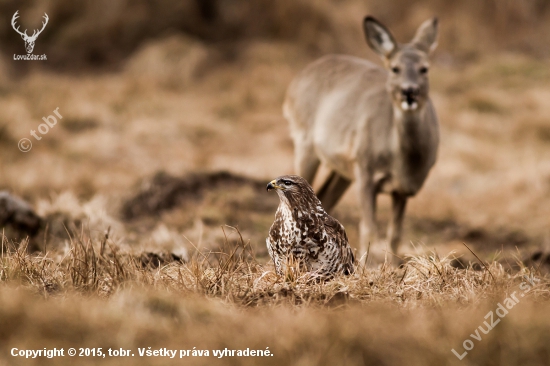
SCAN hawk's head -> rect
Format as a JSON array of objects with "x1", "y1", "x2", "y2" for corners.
[{"x1": 266, "y1": 175, "x2": 319, "y2": 209}]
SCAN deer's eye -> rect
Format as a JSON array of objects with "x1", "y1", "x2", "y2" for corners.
[
  {"x1": 419, "y1": 66, "x2": 429, "y2": 74},
  {"x1": 391, "y1": 66, "x2": 400, "y2": 74}
]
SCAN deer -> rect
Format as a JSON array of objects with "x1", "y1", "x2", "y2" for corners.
[
  {"x1": 283, "y1": 16, "x2": 439, "y2": 264},
  {"x1": 11, "y1": 11, "x2": 49, "y2": 54}
]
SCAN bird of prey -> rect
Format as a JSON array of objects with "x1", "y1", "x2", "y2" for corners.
[{"x1": 266, "y1": 175, "x2": 354, "y2": 278}]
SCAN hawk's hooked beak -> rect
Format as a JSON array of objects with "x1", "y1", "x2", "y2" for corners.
[{"x1": 266, "y1": 180, "x2": 281, "y2": 192}]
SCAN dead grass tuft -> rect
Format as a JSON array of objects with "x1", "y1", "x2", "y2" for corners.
[
  {"x1": 1, "y1": 229, "x2": 550, "y2": 365},
  {"x1": 2, "y1": 227, "x2": 548, "y2": 307}
]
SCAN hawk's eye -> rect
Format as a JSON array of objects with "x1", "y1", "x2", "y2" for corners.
[{"x1": 283, "y1": 180, "x2": 293, "y2": 186}]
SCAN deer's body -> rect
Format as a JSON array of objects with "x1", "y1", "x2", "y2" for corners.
[{"x1": 283, "y1": 17, "x2": 440, "y2": 261}]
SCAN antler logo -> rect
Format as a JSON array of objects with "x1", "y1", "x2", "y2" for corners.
[{"x1": 11, "y1": 11, "x2": 49, "y2": 54}]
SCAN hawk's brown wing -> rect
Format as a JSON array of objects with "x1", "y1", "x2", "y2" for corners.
[{"x1": 323, "y1": 215, "x2": 355, "y2": 274}]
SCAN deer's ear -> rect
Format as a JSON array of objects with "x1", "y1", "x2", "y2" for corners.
[
  {"x1": 412, "y1": 18, "x2": 438, "y2": 54},
  {"x1": 363, "y1": 16, "x2": 397, "y2": 59}
]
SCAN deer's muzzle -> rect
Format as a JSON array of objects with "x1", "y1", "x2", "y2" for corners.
[{"x1": 400, "y1": 86, "x2": 420, "y2": 111}]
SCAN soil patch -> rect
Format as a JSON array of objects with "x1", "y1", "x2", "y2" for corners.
[{"x1": 122, "y1": 171, "x2": 270, "y2": 220}]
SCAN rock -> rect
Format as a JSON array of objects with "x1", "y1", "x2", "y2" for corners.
[{"x1": 0, "y1": 191, "x2": 42, "y2": 237}]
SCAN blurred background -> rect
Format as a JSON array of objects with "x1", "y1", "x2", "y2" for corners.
[{"x1": 0, "y1": 0, "x2": 549, "y2": 261}]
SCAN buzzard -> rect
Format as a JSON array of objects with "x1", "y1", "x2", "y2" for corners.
[{"x1": 266, "y1": 175, "x2": 354, "y2": 278}]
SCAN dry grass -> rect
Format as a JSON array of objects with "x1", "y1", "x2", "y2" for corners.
[
  {"x1": 1, "y1": 228, "x2": 550, "y2": 365},
  {"x1": 0, "y1": 228, "x2": 550, "y2": 365},
  {"x1": 1, "y1": 226, "x2": 530, "y2": 305}
]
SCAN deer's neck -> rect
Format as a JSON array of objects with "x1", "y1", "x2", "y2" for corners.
[
  {"x1": 393, "y1": 105, "x2": 429, "y2": 151},
  {"x1": 391, "y1": 105, "x2": 433, "y2": 186}
]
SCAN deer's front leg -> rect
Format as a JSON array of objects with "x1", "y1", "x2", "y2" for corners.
[
  {"x1": 387, "y1": 192, "x2": 407, "y2": 256},
  {"x1": 294, "y1": 142, "x2": 320, "y2": 184},
  {"x1": 355, "y1": 166, "x2": 377, "y2": 259}
]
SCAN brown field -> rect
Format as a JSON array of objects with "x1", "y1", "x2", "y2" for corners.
[{"x1": 1, "y1": 0, "x2": 550, "y2": 365}]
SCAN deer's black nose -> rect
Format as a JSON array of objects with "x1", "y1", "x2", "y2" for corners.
[
  {"x1": 401, "y1": 86, "x2": 419, "y2": 98},
  {"x1": 401, "y1": 86, "x2": 420, "y2": 105}
]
